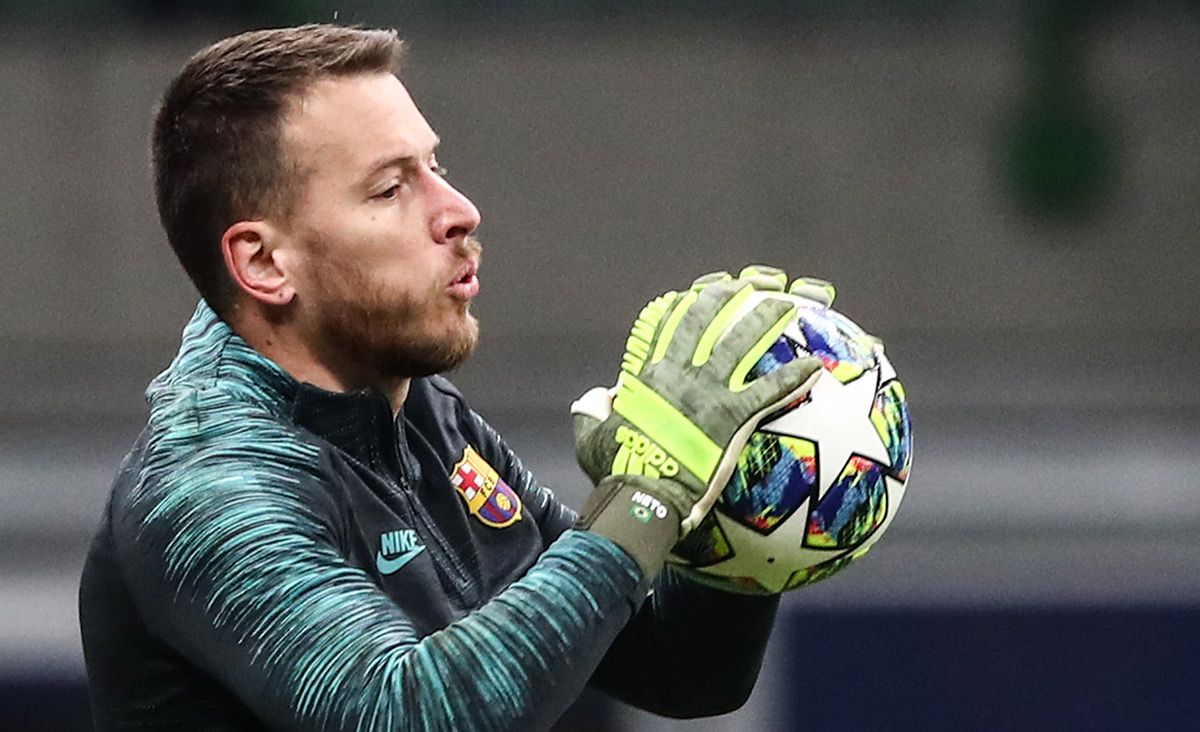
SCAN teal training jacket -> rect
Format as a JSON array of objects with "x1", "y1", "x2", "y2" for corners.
[{"x1": 79, "y1": 301, "x2": 780, "y2": 731}]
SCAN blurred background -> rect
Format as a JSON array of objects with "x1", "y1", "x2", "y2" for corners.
[{"x1": 2, "y1": 1, "x2": 1199, "y2": 729}]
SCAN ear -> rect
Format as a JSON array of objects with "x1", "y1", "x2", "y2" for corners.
[{"x1": 221, "y1": 220, "x2": 296, "y2": 307}]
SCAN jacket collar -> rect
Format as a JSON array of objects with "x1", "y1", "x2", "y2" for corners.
[
  {"x1": 291, "y1": 383, "x2": 404, "y2": 473},
  {"x1": 153, "y1": 300, "x2": 409, "y2": 473}
]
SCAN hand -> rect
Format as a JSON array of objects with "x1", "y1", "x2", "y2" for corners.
[
  {"x1": 572, "y1": 275, "x2": 824, "y2": 577},
  {"x1": 691, "y1": 265, "x2": 837, "y2": 308}
]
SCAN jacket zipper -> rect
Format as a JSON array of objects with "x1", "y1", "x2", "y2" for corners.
[{"x1": 391, "y1": 462, "x2": 473, "y2": 595}]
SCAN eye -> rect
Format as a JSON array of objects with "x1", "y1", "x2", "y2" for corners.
[
  {"x1": 433, "y1": 164, "x2": 448, "y2": 177},
  {"x1": 375, "y1": 184, "x2": 401, "y2": 200}
]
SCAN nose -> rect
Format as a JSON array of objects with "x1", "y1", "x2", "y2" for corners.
[{"x1": 429, "y1": 174, "x2": 481, "y2": 245}]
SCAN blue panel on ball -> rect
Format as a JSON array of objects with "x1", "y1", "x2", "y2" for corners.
[
  {"x1": 723, "y1": 433, "x2": 817, "y2": 534},
  {"x1": 873, "y1": 380, "x2": 913, "y2": 481},
  {"x1": 746, "y1": 336, "x2": 803, "y2": 382},
  {"x1": 805, "y1": 457, "x2": 888, "y2": 550},
  {"x1": 798, "y1": 307, "x2": 876, "y2": 373}
]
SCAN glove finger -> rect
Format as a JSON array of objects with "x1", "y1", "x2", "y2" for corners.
[
  {"x1": 747, "y1": 353, "x2": 824, "y2": 411},
  {"x1": 788, "y1": 277, "x2": 836, "y2": 307},
  {"x1": 621, "y1": 291, "x2": 681, "y2": 376},
  {"x1": 670, "y1": 270, "x2": 792, "y2": 367},
  {"x1": 706, "y1": 296, "x2": 797, "y2": 377},
  {"x1": 689, "y1": 271, "x2": 733, "y2": 291},
  {"x1": 737, "y1": 265, "x2": 788, "y2": 291},
  {"x1": 680, "y1": 281, "x2": 760, "y2": 367}
]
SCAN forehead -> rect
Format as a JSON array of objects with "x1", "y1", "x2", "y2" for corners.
[{"x1": 282, "y1": 73, "x2": 437, "y2": 176}]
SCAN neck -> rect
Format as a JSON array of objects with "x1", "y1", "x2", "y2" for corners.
[{"x1": 229, "y1": 304, "x2": 411, "y2": 415}]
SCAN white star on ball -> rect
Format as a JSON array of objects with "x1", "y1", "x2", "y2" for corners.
[{"x1": 759, "y1": 367, "x2": 892, "y2": 499}]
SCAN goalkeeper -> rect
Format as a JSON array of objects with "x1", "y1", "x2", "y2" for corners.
[{"x1": 78, "y1": 24, "x2": 824, "y2": 731}]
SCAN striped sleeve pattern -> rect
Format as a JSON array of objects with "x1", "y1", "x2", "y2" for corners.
[
  {"x1": 115, "y1": 302, "x2": 646, "y2": 731},
  {"x1": 122, "y1": 429, "x2": 641, "y2": 732}
]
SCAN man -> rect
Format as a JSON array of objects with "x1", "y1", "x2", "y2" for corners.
[{"x1": 78, "y1": 24, "x2": 822, "y2": 731}]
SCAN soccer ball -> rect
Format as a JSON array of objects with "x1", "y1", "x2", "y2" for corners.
[{"x1": 669, "y1": 292, "x2": 913, "y2": 594}]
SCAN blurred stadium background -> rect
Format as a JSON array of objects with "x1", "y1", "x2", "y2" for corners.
[{"x1": 2, "y1": 1, "x2": 1199, "y2": 729}]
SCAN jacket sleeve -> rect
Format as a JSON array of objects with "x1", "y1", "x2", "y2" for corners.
[
  {"x1": 114, "y1": 424, "x2": 647, "y2": 732},
  {"x1": 589, "y1": 569, "x2": 781, "y2": 717},
  {"x1": 463, "y1": 405, "x2": 781, "y2": 717}
]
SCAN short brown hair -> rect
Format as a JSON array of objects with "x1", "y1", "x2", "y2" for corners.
[{"x1": 151, "y1": 24, "x2": 404, "y2": 316}]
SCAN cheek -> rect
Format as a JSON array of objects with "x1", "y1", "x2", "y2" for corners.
[
  {"x1": 304, "y1": 216, "x2": 443, "y2": 302},
  {"x1": 287, "y1": 252, "x2": 331, "y2": 302},
  {"x1": 379, "y1": 248, "x2": 443, "y2": 291}
]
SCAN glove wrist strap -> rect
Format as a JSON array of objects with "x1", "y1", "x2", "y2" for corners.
[{"x1": 575, "y1": 475, "x2": 683, "y2": 580}]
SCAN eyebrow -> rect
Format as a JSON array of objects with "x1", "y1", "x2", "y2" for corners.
[{"x1": 363, "y1": 138, "x2": 441, "y2": 180}]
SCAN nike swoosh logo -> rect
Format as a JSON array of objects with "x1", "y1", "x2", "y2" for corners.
[{"x1": 375, "y1": 546, "x2": 426, "y2": 576}]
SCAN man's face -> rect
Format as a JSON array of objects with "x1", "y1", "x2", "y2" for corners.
[{"x1": 279, "y1": 72, "x2": 483, "y2": 383}]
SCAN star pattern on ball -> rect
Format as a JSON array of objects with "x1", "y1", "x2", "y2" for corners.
[
  {"x1": 702, "y1": 509, "x2": 812, "y2": 593},
  {"x1": 703, "y1": 510, "x2": 848, "y2": 594},
  {"x1": 759, "y1": 367, "x2": 892, "y2": 499}
]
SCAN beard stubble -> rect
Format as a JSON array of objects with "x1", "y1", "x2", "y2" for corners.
[{"x1": 305, "y1": 235, "x2": 483, "y2": 383}]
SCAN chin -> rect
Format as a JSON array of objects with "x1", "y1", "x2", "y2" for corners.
[
  {"x1": 391, "y1": 316, "x2": 479, "y2": 378},
  {"x1": 442, "y1": 318, "x2": 480, "y2": 372}
]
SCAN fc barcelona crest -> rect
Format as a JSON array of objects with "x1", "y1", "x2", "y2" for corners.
[{"x1": 450, "y1": 445, "x2": 523, "y2": 528}]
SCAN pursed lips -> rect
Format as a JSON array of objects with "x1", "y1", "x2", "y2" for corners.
[{"x1": 447, "y1": 259, "x2": 480, "y2": 300}]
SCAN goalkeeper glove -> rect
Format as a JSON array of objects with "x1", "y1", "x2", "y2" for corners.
[
  {"x1": 692, "y1": 265, "x2": 837, "y2": 307},
  {"x1": 572, "y1": 274, "x2": 823, "y2": 578}
]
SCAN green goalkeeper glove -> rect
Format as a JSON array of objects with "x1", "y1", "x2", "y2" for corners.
[
  {"x1": 572, "y1": 274, "x2": 823, "y2": 578},
  {"x1": 693, "y1": 265, "x2": 837, "y2": 307}
]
